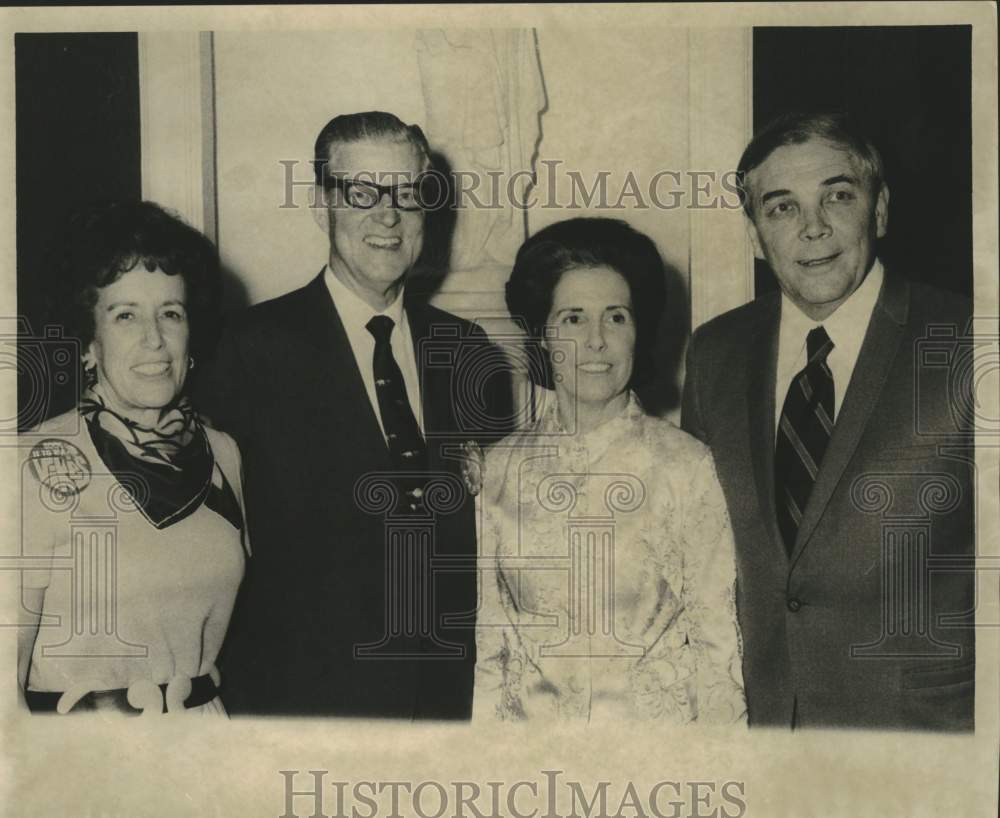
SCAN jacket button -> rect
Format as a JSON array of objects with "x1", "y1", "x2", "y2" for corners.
[{"x1": 787, "y1": 598, "x2": 802, "y2": 613}]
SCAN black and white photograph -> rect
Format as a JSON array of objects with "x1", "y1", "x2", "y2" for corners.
[{"x1": 1, "y1": 3, "x2": 997, "y2": 818}]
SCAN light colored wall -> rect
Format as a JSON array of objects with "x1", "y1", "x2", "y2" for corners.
[
  {"x1": 139, "y1": 28, "x2": 752, "y2": 419},
  {"x1": 202, "y1": 29, "x2": 753, "y2": 315},
  {"x1": 139, "y1": 28, "x2": 753, "y2": 344},
  {"x1": 529, "y1": 28, "x2": 691, "y2": 280},
  {"x1": 213, "y1": 31, "x2": 428, "y2": 307}
]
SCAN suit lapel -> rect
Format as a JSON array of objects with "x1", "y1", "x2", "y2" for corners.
[
  {"x1": 406, "y1": 299, "x2": 454, "y2": 472},
  {"x1": 790, "y1": 272, "x2": 909, "y2": 564},
  {"x1": 746, "y1": 297, "x2": 786, "y2": 562},
  {"x1": 298, "y1": 271, "x2": 392, "y2": 470}
]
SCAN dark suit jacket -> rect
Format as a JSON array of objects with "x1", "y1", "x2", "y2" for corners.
[
  {"x1": 682, "y1": 271, "x2": 975, "y2": 730},
  {"x1": 193, "y1": 272, "x2": 513, "y2": 718}
]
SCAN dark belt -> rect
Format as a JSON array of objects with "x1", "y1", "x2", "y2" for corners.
[{"x1": 25, "y1": 674, "x2": 218, "y2": 715}]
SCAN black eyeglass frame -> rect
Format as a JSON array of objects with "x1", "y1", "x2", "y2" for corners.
[{"x1": 323, "y1": 175, "x2": 438, "y2": 212}]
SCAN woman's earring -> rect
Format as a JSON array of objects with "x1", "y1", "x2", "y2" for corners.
[
  {"x1": 188, "y1": 356, "x2": 195, "y2": 371},
  {"x1": 82, "y1": 359, "x2": 97, "y2": 387}
]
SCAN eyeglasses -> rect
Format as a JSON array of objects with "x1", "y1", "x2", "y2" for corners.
[{"x1": 324, "y1": 176, "x2": 437, "y2": 212}]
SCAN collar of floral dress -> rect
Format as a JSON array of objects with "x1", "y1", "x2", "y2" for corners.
[{"x1": 534, "y1": 388, "x2": 645, "y2": 461}]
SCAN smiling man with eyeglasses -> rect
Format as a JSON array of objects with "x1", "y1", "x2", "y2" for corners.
[
  {"x1": 316, "y1": 128, "x2": 431, "y2": 312},
  {"x1": 194, "y1": 111, "x2": 513, "y2": 719}
]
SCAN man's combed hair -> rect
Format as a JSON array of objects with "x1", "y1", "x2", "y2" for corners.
[
  {"x1": 736, "y1": 111, "x2": 886, "y2": 214},
  {"x1": 52, "y1": 199, "x2": 221, "y2": 361},
  {"x1": 313, "y1": 111, "x2": 432, "y2": 186},
  {"x1": 505, "y1": 217, "x2": 667, "y2": 389}
]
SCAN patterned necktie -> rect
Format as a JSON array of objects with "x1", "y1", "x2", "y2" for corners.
[
  {"x1": 366, "y1": 315, "x2": 427, "y2": 471},
  {"x1": 775, "y1": 326, "x2": 835, "y2": 556}
]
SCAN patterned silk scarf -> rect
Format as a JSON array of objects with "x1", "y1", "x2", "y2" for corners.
[{"x1": 79, "y1": 384, "x2": 214, "y2": 529}]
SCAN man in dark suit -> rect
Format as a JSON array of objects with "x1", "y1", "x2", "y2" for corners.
[
  {"x1": 195, "y1": 111, "x2": 512, "y2": 717},
  {"x1": 682, "y1": 112, "x2": 975, "y2": 730}
]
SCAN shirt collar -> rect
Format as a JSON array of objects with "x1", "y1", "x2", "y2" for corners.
[
  {"x1": 323, "y1": 264, "x2": 406, "y2": 332},
  {"x1": 779, "y1": 258, "x2": 884, "y2": 356}
]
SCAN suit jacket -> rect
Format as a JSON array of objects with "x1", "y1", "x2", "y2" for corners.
[
  {"x1": 192, "y1": 272, "x2": 513, "y2": 718},
  {"x1": 682, "y1": 271, "x2": 974, "y2": 730}
]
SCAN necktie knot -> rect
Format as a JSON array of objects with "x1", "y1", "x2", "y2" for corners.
[
  {"x1": 807, "y1": 326, "x2": 834, "y2": 365},
  {"x1": 366, "y1": 315, "x2": 395, "y2": 345}
]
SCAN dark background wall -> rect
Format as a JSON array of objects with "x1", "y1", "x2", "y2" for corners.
[
  {"x1": 15, "y1": 33, "x2": 141, "y2": 428},
  {"x1": 752, "y1": 26, "x2": 972, "y2": 299}
]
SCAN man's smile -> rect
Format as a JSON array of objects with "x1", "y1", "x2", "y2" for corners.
[
  {"x1": 131, "y1": 361, "x2": 172, "y2": 377},
  {"x1": 797, "y1": 252, "x2": 842, "y2": 268},
  {"x1": 363, "y1": 235, "x2": 402, "y2": 250}
]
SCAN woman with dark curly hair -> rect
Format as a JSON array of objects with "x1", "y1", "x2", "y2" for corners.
[
  {"x1": 17, "y1": 201, "x2": 247, "y2": 716},
  {"x1": 474, "y1": 217, "x2": 746, "y2": 724}
]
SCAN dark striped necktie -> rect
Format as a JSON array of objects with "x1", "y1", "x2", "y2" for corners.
[
  {"x1": 366, "y1": 315, "x2": 427, "y2": 470},
  {"x1": 775, "y1": 325, "x2": 835, "y2": 556}
]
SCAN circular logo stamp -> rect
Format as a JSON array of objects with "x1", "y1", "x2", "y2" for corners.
[{"x1": 28, "y1": 438, "x2": 92, "y2": 499}]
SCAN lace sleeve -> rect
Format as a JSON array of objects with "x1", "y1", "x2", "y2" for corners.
[
  {"x1": 473, "y1": 492, "x2": 505, "y2": 721},
  {"x1": 472, "y1": 452, "x2": 529, "y2": 722},
  {"x1": 680, "y1": 450, "x2": 747, "y2": 725}
]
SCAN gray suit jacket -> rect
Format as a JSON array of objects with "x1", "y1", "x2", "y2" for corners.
[{"x1": 682, "y1": 271, "x2": 974, "y2": 730}]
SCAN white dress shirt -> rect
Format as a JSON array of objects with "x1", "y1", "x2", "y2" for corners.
[
  {"x1": 774, "y1": 259, "x2": 884, "y2": 436},
  {"x1": 323, "y1": 266, "x2": 424, "y2": 439}
]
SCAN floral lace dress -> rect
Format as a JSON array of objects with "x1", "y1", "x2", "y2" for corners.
[{"x1": 474, "y1": 391, "x2": 746, "y2": 725}]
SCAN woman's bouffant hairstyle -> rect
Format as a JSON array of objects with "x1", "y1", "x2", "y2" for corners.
[
  {"x1": 52, "y1": 200, "x2": 222, "y2": 365},
  {"x1": 505, "y1": 217, "x2": 667, "y2": 389}
]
